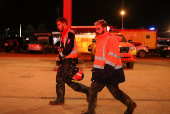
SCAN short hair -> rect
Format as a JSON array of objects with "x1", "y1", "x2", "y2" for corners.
[
  {"x1": 94, "y1": 19, "x2": 107, "y2": 28},
  {"x1": 56, "y1": 18, "x2": 67, "y2": 25}
]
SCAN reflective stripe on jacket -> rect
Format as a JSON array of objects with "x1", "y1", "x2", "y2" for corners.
[
  {"x1": 62, "y1": 29, "x2": 78, "y2": 59},
  {"x1": 91, "y1": 31, "x2": 125, "y2": 84}
]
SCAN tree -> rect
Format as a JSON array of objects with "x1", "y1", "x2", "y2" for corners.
[
  {"x1": 25, "y1": 25, "x2": 35, "y2": 42},
  {"x1": 37, "y1": 23, "x2": 48, "y2": 32}
]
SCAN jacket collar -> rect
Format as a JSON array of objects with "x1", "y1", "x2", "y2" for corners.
[
  {"x1": 96, "y1": 31, "x2": 110, "y2": 40},
  {"x1": 61, "y1": 27, "x2": 69, "y2": 42}
]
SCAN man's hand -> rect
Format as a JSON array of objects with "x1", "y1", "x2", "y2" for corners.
[
  {"x1": 58, "y1": 48, "x2": 63, "y2": 53},
  {"x1": 56, "y1": 57, "x2": 60, "y2": 61}
]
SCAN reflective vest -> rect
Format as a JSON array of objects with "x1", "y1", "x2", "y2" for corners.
[
  {"x1": 62, "y1": 29, "x2": 78, "y2": 59},
  {"x1": 93, "y1": 32, "x2": 123, "y2": 70}
]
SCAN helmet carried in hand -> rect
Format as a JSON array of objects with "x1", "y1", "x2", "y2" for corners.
[{"x1": 68, "y1": 66, "x2": 84, "y2": 81}]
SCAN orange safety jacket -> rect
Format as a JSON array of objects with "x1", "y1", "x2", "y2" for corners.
[
  {"x1": 91, "y1": 31, "x2": 125, "y2": 84},
  {"x1": 59, "y1": 28, "x2": 78, "y2": 59}
]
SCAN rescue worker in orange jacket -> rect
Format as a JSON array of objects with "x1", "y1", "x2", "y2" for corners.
[
  {"x1": 82, "y1": 20, "x2": 137, "y2": 114},
  {"x1": 49, "y1": 18, "x2": 89, "y2": 105}
]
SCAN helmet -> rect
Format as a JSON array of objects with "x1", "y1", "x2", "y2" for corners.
[{"x1": 68, "y1": 66, "x2": 84, "y2": 81}]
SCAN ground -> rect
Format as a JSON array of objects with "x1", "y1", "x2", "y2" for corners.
[{"x1": 0, "y1": 52, "x2": 170, "y2": 114}]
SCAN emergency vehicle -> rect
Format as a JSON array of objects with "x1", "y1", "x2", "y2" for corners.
[{"x1": 109, "y1": 29, "x2": 157, "y2": 52}]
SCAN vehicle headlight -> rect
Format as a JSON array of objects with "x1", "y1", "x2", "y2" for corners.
[
  {"x1": 163, "y1": 47, "x2": 170, "y2": 50},
  {"x1": 129, "y1": 46, "x2": 136, "y2": 51},
  {"x1": 168, "y1": 46, "x2": 170, "y2": 50}
]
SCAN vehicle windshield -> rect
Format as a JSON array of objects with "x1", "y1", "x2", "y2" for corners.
[
  {"x1": 157, "y1": 40, "x2": 170, "y2": 46},
  {"x1": 116, "y1": 35, "x2": 127, "y2": 42},
  {"x1": 132, "y1": 42, "x2": 142, "y2": 46},
  {"x1": 30, "y1": 41, "x2": 42, "y2": 44}
]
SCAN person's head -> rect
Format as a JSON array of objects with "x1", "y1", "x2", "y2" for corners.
[
  {"x1": 94, "y1": 19, "x2": 107, "y2": 35},
  {"x1": 56, "y1": 18, "x2": 68, "y2": 32}
]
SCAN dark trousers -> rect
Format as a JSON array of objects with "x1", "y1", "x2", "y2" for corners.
[
  {"x1": 56, "y1": 59, "x2": 89, "y2": 102},
  {"x1": 87, "y1": 81, "x2": 134, "y2": 113}
]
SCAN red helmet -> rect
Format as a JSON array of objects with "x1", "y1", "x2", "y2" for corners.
[{"x1": 68, "y1": 66, "x2": 84, "y2": 81}]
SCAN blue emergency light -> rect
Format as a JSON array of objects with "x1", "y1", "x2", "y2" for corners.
[{"x1": 149, "y1": 27, "x2": 155, "y2": 30}]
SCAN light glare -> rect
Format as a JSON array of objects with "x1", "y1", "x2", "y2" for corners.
[{"x1": 121, "y1": 11, "x2": 125, "y2": 15}]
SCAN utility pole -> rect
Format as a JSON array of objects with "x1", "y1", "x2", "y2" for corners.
[
  {"x1": 20, "y1": 24, "x2": 21, "y2": 37},
  {"x1": 5, "y1": 28, "x2": 9, "y2": 37}
]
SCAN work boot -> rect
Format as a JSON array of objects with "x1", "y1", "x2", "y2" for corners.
[
  {"x1": 124, "y1": 102, "x2": 137, "y2": 114},
  {"x1": 49, "y1": 99, "x2": 64, "y2": 105},
  {"x1": 82, "y1": 93, "x2": 97, "y2": 114},
  {"x1": 118, "y1": 91, "x2": 137, "y2": 114}
]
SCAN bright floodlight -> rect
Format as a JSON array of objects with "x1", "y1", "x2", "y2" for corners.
[{"x1": 121, "y1": 11, "x2": 125, "y2": 15}]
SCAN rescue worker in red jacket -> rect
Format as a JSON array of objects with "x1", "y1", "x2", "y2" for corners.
[
  {"x1": 49, "y1": 18, "x2": 89, "y2": 105},
  {"x1": 82, "y1": 20, "x2": 137, "y2": 114}
]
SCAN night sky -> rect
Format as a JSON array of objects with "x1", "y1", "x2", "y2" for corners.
[{"x1": 0, "y1": 0, "x2": 170, "y2": 37}]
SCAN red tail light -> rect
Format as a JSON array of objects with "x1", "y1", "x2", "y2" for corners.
[{"x1": 38, "y1": 44, "x2": 42, "y2": 47}]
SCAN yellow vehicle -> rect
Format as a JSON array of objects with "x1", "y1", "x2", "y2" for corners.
[{"x1": 71, "y1": 26, "x2": 96, "y2": 53}]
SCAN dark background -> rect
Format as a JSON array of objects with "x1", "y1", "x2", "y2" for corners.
[{"x1": 0, "y1": 0, "x2": 170, "y2": 37}]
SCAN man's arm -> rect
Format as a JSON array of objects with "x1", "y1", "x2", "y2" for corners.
[
  {"x1": 103, "y1": 37, "x2": 120, "y2": 79},
  {"x1": 58, "y1": 32, "x2": 75, "y2": 59}
]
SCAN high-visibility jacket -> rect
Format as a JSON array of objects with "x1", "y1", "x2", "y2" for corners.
[
  {"x1": 59, "y1": 28, "x2": 78, "y2": 59},
  {"x1": 91, "y1": 31, "x2": 125, "y2": 84}
]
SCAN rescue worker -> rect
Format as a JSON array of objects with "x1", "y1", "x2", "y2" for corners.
[
  {"x1": 82, "y1": 20, "x2": 137, "y2": 114},
  {"x1": 49, "y1": 18, "x2": 89, "y2": 105}
]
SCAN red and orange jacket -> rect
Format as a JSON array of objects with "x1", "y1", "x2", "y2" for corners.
[
  {"x1": 91, "y1": 31, "x2": 125, "y2": 84},
  {"x1": 58, "y1": 27, "x2": 78, "y2": 60}
]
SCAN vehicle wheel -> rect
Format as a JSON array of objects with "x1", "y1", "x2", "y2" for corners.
[
  {"x1": 160, "y1": 52, "x2": 166, "y2": 57},
  {"x1": 20, "y1": 48, "x2": 23, "y2": 53},
  {"x1": 9, "y1": 40, "x2": 14, "y2": 46},
  {"x1": 43, "y1": 48, "x2": 46, "y2": 54},
  {"x1": 28, "y1": 50, "x2": 32, "y2": 53},
  {"x1": 18, "y1": 48, "x2": 23, "y2": 53},
  {"x1": 5, "y1": 49, "x2": 10, "y2": 53},
  {"x1": 127, "y1": 62, "x2": 134, "y2": 68},
  {"x1": 137, "y1": 50, "x2": 146, "y2": 58}
]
